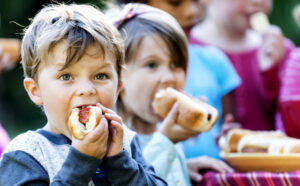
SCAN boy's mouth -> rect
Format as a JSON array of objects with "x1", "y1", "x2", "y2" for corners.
[{"x1": 75, "y1": 104, "x2": 96, "y2": 109}]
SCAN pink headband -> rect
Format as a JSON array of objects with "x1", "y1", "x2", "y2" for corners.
[{"x1": 110, "y1": 3, "x2": 167, "y2": 28}]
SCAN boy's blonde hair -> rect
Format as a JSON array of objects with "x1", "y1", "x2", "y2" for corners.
[{"x1": 21, "y1": 3, "x2": 124, "y2": 80}]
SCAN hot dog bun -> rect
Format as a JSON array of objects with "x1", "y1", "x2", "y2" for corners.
[
  {"x1": 152, "y1": 87, "x2": 218, "y2": 132},
  {"x1": 226, "y1": 128, "x2": 286, "y2": 152},
  {"x1": 69, "y1": 106, "x2": 102, "y2": 139}
]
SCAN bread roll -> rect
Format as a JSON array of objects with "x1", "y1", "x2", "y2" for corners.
[
  {"x1": 152, "y1": 87, "x2": 218, "y2": 132},
  {"x1": 226, "y1": 128, "x2": 286, "y2": 152},
  {"x1": 237, "y1": 136, "x2": 277, "y2": 153},
  {"x1": 283, "y1": 140, "x2": 300, "y2": 153},
  {"x1": 0, "y1": 39, "x2": 21, "y2": 67},
  {"x1": 250, "y1": 12, "x2": 270, "y2": 32},
  {"x1": 69, "y1": 106, "x2": 102, "y2": 139}
]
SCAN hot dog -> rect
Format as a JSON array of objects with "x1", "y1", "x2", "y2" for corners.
[
  {"x1": 152, "y1": 87, "x2": 218, "y2": 132},
  {"x1": 69, "y1": 106, "x2": 102, "y2": 139}
]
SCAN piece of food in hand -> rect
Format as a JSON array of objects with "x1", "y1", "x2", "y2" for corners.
[
  {"x1": 152, "y1": 87, "x2": 218, "y2": 132},
  {"x1": 250, "y1": 12, "x2": 270, "y2": 32},
  {"x1": 69, "y1": 106, "x2": 102, "y2": 139},
  {"x1": 0, "y1": 39, "x2": 21, "y2": 68}
]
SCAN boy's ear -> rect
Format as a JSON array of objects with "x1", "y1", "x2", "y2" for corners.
[{"x1": 24, "y1": 78, "x2": 43, "y2": 105}]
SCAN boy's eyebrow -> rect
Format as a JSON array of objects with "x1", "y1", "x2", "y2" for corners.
[{"x1": 97, "y1": 61, "x2": 115, "y2": 69}]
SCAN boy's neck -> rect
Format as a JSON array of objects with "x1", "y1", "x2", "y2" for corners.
[{"x1": 130, "y1": 116, "x2": 157, "y2": 135}]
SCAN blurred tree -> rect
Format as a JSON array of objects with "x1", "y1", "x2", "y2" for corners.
[{"x1": 269, "y1": 0, "x2": 300, "y2": 46}]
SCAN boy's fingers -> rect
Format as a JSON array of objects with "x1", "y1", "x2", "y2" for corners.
[
  {"x1": 110, "y1": 120, "x2": 123, "y2": 137},
  {"x1": 100, "y1": 105, "x2": 115, "y2": 114},
  {"x1": 104, "y1": 113, "x2": 123, "y2": 124},
  {"x1": 89, "y1": 116, "x2": 109, "y2": 141}
]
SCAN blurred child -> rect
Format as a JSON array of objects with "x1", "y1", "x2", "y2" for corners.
[
  {"x1": 190, "y1": 0, "x2": 294, "y2": 131},
  {"x1": 115, "y1": 0, "x2": 241, "y2": 161},
  {"x1": 277, "y1": 5, "x2": 300, "y2": 138},
  {"x1": 111, "y1": 3, "x2": 233, "y2": 184},
  {"x1": 0, "y1": 4, "x2": 166, "y2": 185}
]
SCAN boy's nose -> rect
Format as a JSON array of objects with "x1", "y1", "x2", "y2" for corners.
[{"x1": 76, "y1": 80, "x2": 96, "y2": 96}]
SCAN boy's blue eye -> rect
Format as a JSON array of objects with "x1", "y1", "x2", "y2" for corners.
[
  {"x1": 59, "y1": 74, "x2": 72, "y2": 81},
  {"x1": 95, "y1": 73, "x2": 107, "y2": 80}
]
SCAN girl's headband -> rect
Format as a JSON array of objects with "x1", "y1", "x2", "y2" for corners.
[{"x1": 109, "y1": 3, "x2": 168, "y2": 28}]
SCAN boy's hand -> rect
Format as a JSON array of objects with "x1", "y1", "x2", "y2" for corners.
[
  {"x1": 186, "y1": 156, "x2": 234, "y2": 182},
  {"x1": 159, "y1": 102, "x2": 199, "y2": 143},
  {"x1": 258, "y1": 25, "x2": 285, "y2": 71},
  {"x1": 100, "y1": 104, "x2": 124, "y2": 157},
  {"x1": 72, "y1": 115, "x2": 109, "y2": 159}
]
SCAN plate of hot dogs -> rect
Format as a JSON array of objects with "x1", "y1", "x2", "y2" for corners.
[{"x1": 219, "y1": 128, "x2": 300, "y2": 172}]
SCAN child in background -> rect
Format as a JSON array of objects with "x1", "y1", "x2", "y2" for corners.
[
  {"x1": 115, "y1": 0, "x2": 241, "y2": 161},
  {"x1": 277, "y1": 5, "x2": 300, "y2": 138},
  {"x1": 190, "y1": 0, "x2": 294, "y2": 131},
  {"x1": 111, "y1": 3, "x2": 233, "y2": 185},
  {"x1": 0, "y1": 4, "x2": 166, "y2": 185}
]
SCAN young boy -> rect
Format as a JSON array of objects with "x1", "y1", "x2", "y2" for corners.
[{"x1": 0, "y1": 4, "x2": 166, "y2": 185}]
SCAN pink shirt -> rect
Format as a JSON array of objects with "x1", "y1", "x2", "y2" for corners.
[
  {"x1": 280, "y1": 48, "x2": 300, "y2": 102},
  {"x1": 0, "y1": 123, "x2": 10, "y2": 156},
  {"x1": 190, "y1": 37, "x2": 294, "y2": 131},
  {"x1": 277, "y1": 48, "x2": 300, "y2": 138}
]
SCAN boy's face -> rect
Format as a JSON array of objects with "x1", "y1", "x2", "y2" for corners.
[
  {"x1": 121, "y1": 35, "x2": 185, "y2": 124},
  {"x1": 24, "y1": 40, "x2": 122, "y2": 138},
  {"x1": 148, "y1": 0, "x2": 207, "y2": 33}
]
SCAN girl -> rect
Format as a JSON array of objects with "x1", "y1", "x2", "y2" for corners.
[
  {"x1": 115, "y1": 0, "x2": 241, "y2": 161},
  {"x1": 110, "y1": 3, "x2": 233, "y2": 184},
  {"x1": 190, "y1": 0, "x2": 295, "y2": 131}
]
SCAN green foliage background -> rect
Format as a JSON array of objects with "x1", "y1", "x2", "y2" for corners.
[{"x1": 0, "y1": 0, "x2": 299, "y2": 138}]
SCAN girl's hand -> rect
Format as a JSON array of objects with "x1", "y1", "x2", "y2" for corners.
[
  {"x1": 186, "y1": 156, "x2": 234, "y2": 182},
  {"x1": 100, "y1": 104, "x2": 124, "y2": 157},
  {"x1": 72, "y1": 115, "x2": 109, "y2": 159},
  {"x1": 258, "y1": 25, "x2": 285, "y2": 71},
  {"x1": 158, "y1": 102, "x2": 199, "y2": 143}
]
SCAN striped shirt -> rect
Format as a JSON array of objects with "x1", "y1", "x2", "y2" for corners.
[{"x1": 280, "y1": 48, "x2": 300, "y2": 102}]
